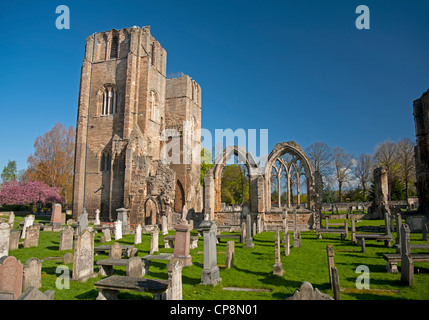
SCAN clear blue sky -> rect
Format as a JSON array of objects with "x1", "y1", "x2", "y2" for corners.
[{"x1": 1, "y1": 0, "x2": 428, "y2": 173}]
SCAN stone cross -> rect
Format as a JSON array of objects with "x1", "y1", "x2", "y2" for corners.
[
  {"x1": 72, "y1": 229, "x2": 95, "y2": 282},
  {"x1": 134, "y1": 224, "x2": 142, "y2": 245},
  {"x1": 22, "y1": 257, "x2": 42, "y2": 292},
  {"x1": 94, "y1": 209, "x2": 101, "y2": 225},
  {"x1": 0, "y1": 255, "x2": 23, "y2": 299},
  {"x1": 59, "y1": 226, "x2": 74, "y2": 251},
  {"x1": 200, "y1": 220, "x2": 221, "y2": 285},
  {"x1": 225, "y1": 241, "x2": 235, "y2": 269},
  {"x1": 114, "y1": 220, "x2": 122, "y2": 240},
  {"x1": 0, "y1": 223, "x2": 11, "y2": 259},
  {"x1": 273, "y1": 228, "x2": 284, "y2": 276}
]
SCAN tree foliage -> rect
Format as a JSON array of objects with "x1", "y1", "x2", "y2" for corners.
[
  {"x1": 1, "y1": 160, "x2": 17, "y2": 183},
  {"x1": 0, "y1": 180, "x2": 62, "y2": 206},
  {"x1": 221, "y1": 164, "x2": 249, "y2": 205}
]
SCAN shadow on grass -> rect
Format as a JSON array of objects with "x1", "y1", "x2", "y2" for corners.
[{"x1": 74, "y1": 289, "x2": 98, "y2": 300}]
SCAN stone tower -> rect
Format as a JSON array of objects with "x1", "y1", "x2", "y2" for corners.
[{"x1": 72, "y1": 26, "x2": 202, "y2": 226}]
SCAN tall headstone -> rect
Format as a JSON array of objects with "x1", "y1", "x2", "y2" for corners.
[
  {"x1": 77, "y1": 208, "x2": 88, "y2": 235},
  {"x1": 161, "y1": 215, "x2": 168, "y2": 235},
  {"x1": 273, "y1": 229, "x2": 284, "y2": 276},
  {"x1": 50, "y1": 203, "x2": 62, "y2": 227},
  {"x1": 331, "y1": 266, "x2": 341, "y2": 300},
  {"x1": 116, "y1": 208, "x2": 130, "y2": 235},
  {"x1": 395, "y1": 212, "x2": 403, "y2": 246},
  {"x1": 150, "y1": 227, "x2": 159, "y2": 255},
  {"x1": 400, "y1": 224, "x2": 414, "y2": 286},
  {"x1": 225, "y1": 241, "x2": 235, "y2": 269},
  {"x1": 351, "y1": 217, "x2": 357, "y2": 244},
  {"x1": 72, "y1": 229, "x2": 96, "y2": 282},
  {"x1": 282, "y1": 209, "x2": 288, "y2": 243},
  {"x1": 126, "y1": 257, "x2": 143, "y2": 278},
  {"x1": 114, "y1": 220, "x2": 122, "y2": 240},
  {"x1": 371, "y1": 167, "x2": 390, "y2": 219},
  {"x1": 9, "y1": 230, "x2": 20, "y2": 251},
  {"x1": 284, "y1": 232, "x2": 290, "y2": 256},
  {"x1": 102, "y1": 228, "x2": 112, "y2": 242},
  {"x1": 22, "y1": 257, "x2": 42, "y2": 292},
  {"x1": 200, "y1": 220, "x2": 221, "y2": 285},
  {"x1": 166, "y1": 258, "x2": 183, "y2": 300},
  {"x1": 0, "y1": 256, "x2": 23, "y2": 299},
  {"x1": 0, "y1": 223, "x2": 11, "y2": 258},
  {"x1": 326, "y1": 244, "x2": 335, "y2": 290},
  {"x1": 59, "y1": 226, "x2": 74, "y2": 251},
  {"x1": 240, "y1": 222, "x2": 246, "y2": 244},
  {"x1": 244, "y1": 210, "x2": 254, "y2": 248},
  {"x1": 8, "y1": 212, "x2": 15, "y2": 227},
  {"x1": 109, "y1": 242, "x2": 122, "y2": 259},
  {"x1": 24, "y1": 225, "x2": 40, "y2": 248},
  {"x1": 423, "y1": 224, "x2": 428, "y2": 242},
  {"x1": 173, "y1": 206, "x2": 193, "y2": 267},
  {"x1": 94, "y1": 209, "x2": 101, "y2": 225},
  {"x1": 21, "y1": 214, "x2": 35, "y2": 239},
  {"x1": 134, "y1": 224, "x2": 142, "y2": 245}
]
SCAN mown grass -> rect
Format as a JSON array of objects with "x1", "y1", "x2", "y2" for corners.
[{"x1": 7, "y1": 216, "x2": 429, "y2": 300}]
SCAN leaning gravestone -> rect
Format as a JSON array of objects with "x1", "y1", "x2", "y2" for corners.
[
  {"x1": 0, "y1": 223, "x2": 11, "y2": 259},
  {"x1": 77, "y1": 209, "x2": 88, "y2": 235},
  {"x1": 59, "y1": 226, "x2": 74, "y2": 251},
  {"x1": 0, "y1": 255, "x2": 23, "y2": 299},
  {"x1": 200, "y1": 220, "x2": 221, "y2": 285},
  {"x1": 24, "y1": 225, "x2": 40, "y2": 248},
  {"x1": 9, "y1": 230, "x2": 20, "y2": 251},
  {"x1": 72, "y1": 229, "x2": 96, "y2": 282},
  {"x1": 22, "y1": 257, "x2": 42, "y2": 292},
  {"x1": 21, "y1": 214, "x2": 35, "y2": 239}
]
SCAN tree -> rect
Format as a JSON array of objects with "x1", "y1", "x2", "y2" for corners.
[
  {"x1": 25, "y1": 123, "x2": 75, "y2": 204},
  {"x1": 221, "y1": 164, "x2": 249, "y2": 205},
  {"x1": 396, "y1": 138, "x2": 416, "y2": 198},
  {"x1": 0, "y1": 180, "x2": 62, "y2": 206},
  {"x1": 353, "y1": 153, "x2": 373, "y2": 201},
  {"x1": 1, "y1": 160, "x2": 17, "y2": 183},
  {"x1": 332, "y1": 146, "x2": 353, "y2": 202},
  {"x1": 305, "y1": 142, "x2": 333, "y2": 183}
]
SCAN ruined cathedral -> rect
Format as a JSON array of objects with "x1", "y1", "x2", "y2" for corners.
[{"x1": 72, "y1": 26, "x2": 203, "y2": 225}]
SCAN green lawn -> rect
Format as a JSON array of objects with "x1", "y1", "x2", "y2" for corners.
[{"x1": 7, "y1": 216, "x2": 429, "y2": 300}]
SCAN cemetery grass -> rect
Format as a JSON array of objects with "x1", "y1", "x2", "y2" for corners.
[{"x1": 8, "y1": 217, "x2": 429, "y2": 300}]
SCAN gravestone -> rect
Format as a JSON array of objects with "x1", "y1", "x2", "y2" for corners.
[
  {"x1": 103, "y1": 228, "x2": 112, "y2": 242},
  {"x1": 351, "y1": 217, "x2": 357, "y2": 243},
  {"x1": 18, "y1": 286, "x2": 54, "y2": 300},
  {"x1": 0, "y1": 223, "x2": 11, "y2": 258},
  {"x1": 331, "y1": 266, "x2": 341, "y2": 300},
  {"x1": 400, "y1": 224, "x2": 413, "y2": 286},
  {"x1": 166, "y1": 258, "x2": 183, "y2": 300},
  {"x1": 72, "y1": 229, "x2": 96, "y2": 282},
  {"x1": 326, "y1": 245, "x2": 335, "y2": 290},
  {"x1": 126, "y1": 257, "x2": 143, "y2": 278},
  {"x1": 150, "y1": 227, "x2": 159, "y2": 255},
  {"x1": 24, "y1": 225, "x2": 40, "y2": 248},
  {"x1": 116, "y1": 208, "x2": 130, "y2": 235},
  {"x1": 173, "y1": 206, "x2": 193, "y2": 267},
  {"x1": 59, "y1": 226, "x2": 74, "y2": 251},
  {"x1": 50, "y1": 203, "x2": 62, "y2": 227},
  {"x1": 244, "y1": 212, "x2": 254, "y2": 248},
  {"x1": 134, "y1": 224, "x2": 142, "y2": 245},
  {"x1": 240, "y1": 222, "x2": 246, "y2": 244},
  {"x1": 273, "y1": 229, "x2": 284, "y2": 276},
  {"x1": 114, "y1": 220, "x2": 122, "y2": 240},
  {"x1": 22, "y1": 257, "x2": 42, "y2": 292},
  {"x1": 63, "y1": 252, "x2": 73, "y2": 265},
  {"x1": 282, "y1": 209, "x2": 288, "y2": 242},
  {"x1": 423, "y1": 224, "x2": 428, "y2": 242},
  {"x1": 109, "y1": 242, "x2": 122, "y2": 259},
  {"x1": 94, "y1": 209, "x2": 101, "y2": 225},
  {"x1": 200, "y1": 220, "x2": 221, "y2": 285},
  {"x1": 293, "y1": 208, "x2": 300, "y2": 248},
  {"x1": 21, "y1": 215, "x2": 35, "y2": 239},
  {"x1": 225, "y1": 241, "x2": 235, "y2": 269},
  {"x1": 9, "y1": 230, "x2": 20, "y2": 251},
  {"x1": 284, "y1": 233, "x2": 290, "y2": 256},
  {"x1": 161, "y1": 215, "x2": 168, "y2": 235},
  {"x1": 8, "y1": 212, "x2": 14, "y2": 226},
  {"x1": 0, "y1": 256, "x2": 23, "y2": 299},
  {"x1": 77, "y1": 208, "x2": 88, "y2": 235},
  {"x1": 285, "y1": 281, "x2": 334, "y2": 300},
  {"x1": 395, "y1": 212, "x2": 402, "y2": 245}
]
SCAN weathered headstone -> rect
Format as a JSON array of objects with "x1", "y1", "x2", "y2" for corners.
[
  {"x1": 22, "y1": 257, "x2": 42, "y2": 292},
  {"x1": 284, "y1": 281, "x2": 334, "y2": 300},
  {"x1": 24, "y1": 225, "x2": 40, "y2": 248},
  {"x1": 72, "y1": 229, "x2": 96, "y2": 282},
  {"x1": 103, "y1": 228, "x2": 112, "y2": 242},
  {"x1": 400, "y1": 224, "x2": 414, "y2": 286},
  {"x1": 21, "y1": 215, "x2": 35, "y2": 239},
  {"x1": 161, "y1": 215, "x2": 168, "y2": 235},
  {"x1": 351, "y1": 217, "x2": 357, "y2": 244},
  {"x1": 77, "y1": 208, "x2": 88, "y2": 235},
  {"x1": 331, "y1": 266, "x2": 341, "y2": 300},
  {"x1": 225, "y1": 241, "x2": 235, "y2": 269},
  {"x1": 17, "y1": 286, "x2": 54, "y2": 300},
  {"x1": 423, "y1": 224, "x2": 428, "y2": 242},
  {"x1": 134, "y1": 224, "x2": 142, "y2": 245},
  {"x1": 273, "y1": 229, "x2": 284, "y2": 276},
  {"x1": 63, "y1": 252, "x2": 73, "y2": 265},
  {"x1": 173, "y1": 207, "x2": 193, "y2": 267},
  {"x1": 150, "y1": 227, "x2": 159, "y2": 255},
  {"x1": 109, "y1": 242, "x2": 122, "y2": 259},
  {"x1": 0, "y1": 255, "x2": 23, "y2": 299},
  {"x1": 244, "y1": 211, "x2": 254, "y2": 248},
  {"x1": 94, "y1": 209, "x2": 101, "y2": 225},
  {"x1": 200, "y1": 220, "x2": 221, "y2": 285},
  {"x1": 240, "y1": 222, "x2": 246, "y2": 244},
  {"x1": 126, "y1": 257, "x2": 143, "y2": 278},
  {"x1": 326, "y1": 244, "x2": 335, "y2": 290},
  {"x1": 166, "y1": 258, "x2": 183, "y2": 300},
  {"x1": 50, "y1": 203, "x2": 62, "y2": 227},
  {"x1": 59, "y1": 226, "x2": 74, "y2": 251},
  {"x1": 282, "y1": 209, "x2": 288, "y2": 242},
  {"x1": 395, "y1": 211, "x2": 403, "y2": 246},
  {"x1": 116, "y1": 208, "x2": 130, "y2": 235},
  {"x1": 0, "y1": 223, "x2": 11, "y2": 258},
  {"x1": 9, "y1": 230, "x2": 20, "y2": 251},
  {"x1": 114, "y1": 220, "x2": 122, "y2": 240},
  {"x1": 8, "y1": 212, "x2": 15, "y2": 227}
]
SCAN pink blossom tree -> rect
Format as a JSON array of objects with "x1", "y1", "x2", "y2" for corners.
[{"x1": 0, "y1": 181, "x2": 63, "y2": 206}]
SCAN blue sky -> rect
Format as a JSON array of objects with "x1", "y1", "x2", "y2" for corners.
[{"x1": 1, "y1": 0, "x2": 428, "y2": 173}]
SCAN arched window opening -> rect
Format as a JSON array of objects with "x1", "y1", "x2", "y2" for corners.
[
  {"x1": 102, "y1": 86, "x2": 117, "y2": 115},
  {"x1": 110, "y1": 35, "x2": 119, "y2": 59}
]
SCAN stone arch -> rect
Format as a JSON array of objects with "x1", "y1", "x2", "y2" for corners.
[
  {"x1": 174, "y1": 179, "x2": 185, "y2": 213},
  {"x1": 265, "y1": 141, "x2": 317, "y2": 211},
  {"x1": 144, "y1": 197, "x2": 159, "y2": 225},
  {"x1": 211, "y1": 146, "x2": 259, "y2": 213}
]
